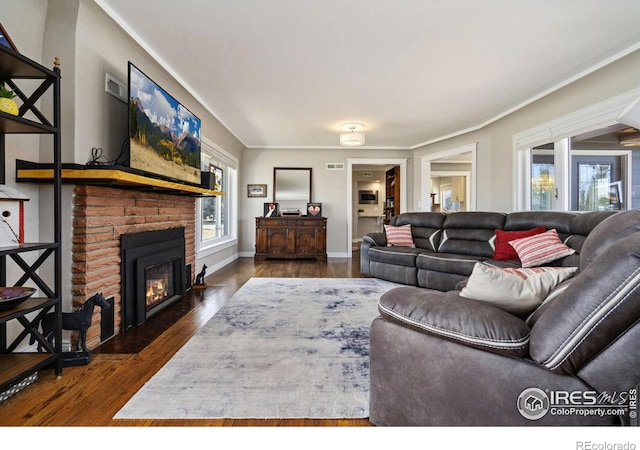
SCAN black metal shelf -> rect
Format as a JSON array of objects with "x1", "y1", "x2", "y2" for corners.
[
  {"x1": 0, "y1": 111, "x2": 57, "y2": 134},
  {"x1": 0, "y1": 297, "x2": 60, "y2": 321},
  {"x1": 0, "y1": 46, "x2": 57, "y2": 79},
  {"x1": 0, "y1": 44, "x2": 62, "y2": 399},
  {"x1": 0, "y1": 242, "x2": 58, "y2": 256}
]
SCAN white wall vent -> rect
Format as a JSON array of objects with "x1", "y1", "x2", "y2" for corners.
[
  {"x1": 105, "y1": 73, "x2": 127, "y2": 103},
  {"x1": 326, "y1": 163, "x2": 345, "y2": 170}
]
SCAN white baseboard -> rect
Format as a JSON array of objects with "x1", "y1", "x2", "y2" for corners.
[{"x1": 239, "y1": 252, "x2": 350, "y2": 258}]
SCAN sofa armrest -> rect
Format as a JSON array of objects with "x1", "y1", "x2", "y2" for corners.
[
  {"x1": 363, "y1": 232, "x2": 386, "y2": 247},
  {"x1": 378, "y1": 286, "x2": 530, "y2": 358},
  {"x1": 360, "y1": 233, "x2": 387, "y2": 275}
]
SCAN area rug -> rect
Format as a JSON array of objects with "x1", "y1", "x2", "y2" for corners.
[{"x1": 114, "y1": 277, "x2": 399, "y2": 419}]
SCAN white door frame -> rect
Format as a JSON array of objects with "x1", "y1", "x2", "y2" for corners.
[
  {"x1": 347, "y1": 158, "x2": 407, "y2": 258},
  {"x1": 430, "y1": 171, "x2": 472, "y2": 211},
  {"x1": 421, "y1": 143, "x2": 477, "y2": 212}
]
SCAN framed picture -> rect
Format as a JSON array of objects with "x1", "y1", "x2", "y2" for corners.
[
  {"x1": 211, "y1": 164, "x2": 223, "y2": 192},
  {"x1": 0, "y1": 23, "x2": 17, "y2": 52},
  {"x1": 263, "y1": 202, "x2": 279, "y2": 217},
  {"x1": 248, "y1": 184, "x2": 267, "y2": 198},
  {"x1": 307, "y1": 202, "x2": 322, "y2": 217}
]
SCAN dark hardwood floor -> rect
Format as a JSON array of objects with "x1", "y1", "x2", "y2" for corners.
[{"x1": 0, "y1": 255, "x2": 373, "y2": 426}]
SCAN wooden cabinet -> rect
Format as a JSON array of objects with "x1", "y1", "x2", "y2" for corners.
[
  {"x1": 255, "y1": 217, "x2": 327, "y2": 261},
  {"x1": 384, "y1": 166, "x2": 400, "y2": 223},
  {"x1": 0, "y1": 46, "x2": 63, "y2": 396}
]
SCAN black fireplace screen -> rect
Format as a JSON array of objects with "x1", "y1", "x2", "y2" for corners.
[{"x1": 121, "y1": 227, "x2": 186, "y2": 331}]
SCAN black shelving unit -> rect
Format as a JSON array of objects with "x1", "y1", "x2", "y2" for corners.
[
  {"x1": 384, "y1": 166, "x2": 400, "y2": 224},
  {"x1": 0, "y1": 45, "x2": 62, "y2": 397}
]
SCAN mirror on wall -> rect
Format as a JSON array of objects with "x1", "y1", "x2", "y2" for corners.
[{"x1": 273, "y1": 167, "x2": 312, "y2": 214}]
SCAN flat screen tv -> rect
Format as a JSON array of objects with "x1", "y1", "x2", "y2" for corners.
[{"x1": 128, "y1": 62, "x2": 201, "y2": 185}]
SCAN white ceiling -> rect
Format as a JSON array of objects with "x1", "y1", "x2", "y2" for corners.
[{"x1": 95, "y1": 0, "x2": 640, "y2": 150}]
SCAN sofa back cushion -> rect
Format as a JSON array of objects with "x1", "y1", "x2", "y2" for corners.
[
  {"x1": 392, "y1": 212, "x2": 446, "y2": 251},
  {"x1": 504, "y1": 210, "x2": 574, "y2": 236},
  {"x1": 529, "y1": 232, "x2": 640, "y2": 375},
  {"x1": 438, "y1": 212, "x2": 506, "y2": 258},
  {"x1": 579, "y1": 209, "x2": 640, "y2": 270},
  {"x1": 566, "y1": 211, "x2": 616, "y2": 249}
]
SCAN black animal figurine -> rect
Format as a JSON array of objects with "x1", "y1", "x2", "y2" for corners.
[
  {"x1": 33, "y1": 292, "x2": 110, "y2": 353},
  {"x1": 194, "y1": 264, "x2": 208, "y2": 286}
]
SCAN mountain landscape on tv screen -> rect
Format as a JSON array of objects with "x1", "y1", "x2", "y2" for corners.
[
  {"x1": 128, "y1": 64, "x2": 201, "y2": 185},
  {"x1": 130, "y1": 97, "x2": 200, "y2": 167}
]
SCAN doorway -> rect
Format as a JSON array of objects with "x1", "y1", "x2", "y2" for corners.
[
  {"x1": 421, "y1": 143, "x2": 477, "y2": 212},
  {"x1": 347, "y1": 158, "x2": 407, "y2": 258},
  {"x1": 430, "y1": 171, "x2": 471, "y2": 212}
]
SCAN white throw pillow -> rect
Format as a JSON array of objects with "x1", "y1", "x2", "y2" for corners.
[{"x1": 459, "y1": 263, "x2": 577, "y2": 316}]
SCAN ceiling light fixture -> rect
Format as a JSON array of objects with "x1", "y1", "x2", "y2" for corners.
[{"x1": 340, "y1": 123, "x2": 365, "y2": 146}]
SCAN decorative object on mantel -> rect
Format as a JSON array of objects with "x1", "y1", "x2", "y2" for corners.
[
  {"x1": 0, "y1": 23, "x2": 18, "y2": 52},
  {"x1": 33, "y1": 292, "x2": 110, "y2": 367},
  {"x1": 339, "y1": 123, "x2": 365, "y2": 146},
  {"x1": 0, "y1": 185, "x2": 29, "y2": 246},
  {"x1": 192, "y1": 264, "x2": 208, "y2": 290},
  {"x1": 247, "y1": 184, "x2": 267, "y2": 197},
  {"x1": 307, "y1": 202, "x2": 322, "y2": 217},
  {"x1": 263, "y1": 202, "x2": 279, "y2": 217}
]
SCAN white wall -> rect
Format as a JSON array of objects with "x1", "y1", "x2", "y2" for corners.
[{"x1": 412, "y1": 48, "x2": 640, "y2": 213}]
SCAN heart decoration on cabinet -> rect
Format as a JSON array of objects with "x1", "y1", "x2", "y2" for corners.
[{"x1": 307, "y1": 203, "x2": 322, "y2": 217}]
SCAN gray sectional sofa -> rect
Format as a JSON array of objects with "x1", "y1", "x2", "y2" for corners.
[
  {"x1": 365, "y1": 209, "x2": 640, "y2": 426},
  {"x1": 360, "y1": 210, "x2": 614, "y2": 291}
]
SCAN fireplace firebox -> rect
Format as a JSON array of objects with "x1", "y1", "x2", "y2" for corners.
[{"x1": 121, "y1": 227, "x2": 186, "y2": 331}]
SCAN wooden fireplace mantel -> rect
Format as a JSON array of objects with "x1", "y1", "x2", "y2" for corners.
[{"x1": 16, "y1": 160, "x2": 222, "y2": 197}]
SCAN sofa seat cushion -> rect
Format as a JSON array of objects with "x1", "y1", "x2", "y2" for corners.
[
  {"x1": 416, "y1": 252, "x2": 486, "y2": 276},
  {"x1": 378, "y1": 286, "x2": 530, "y2": 357},
  {"x1": 368, "y1": 246, "x2": 425, "y2": 268}
]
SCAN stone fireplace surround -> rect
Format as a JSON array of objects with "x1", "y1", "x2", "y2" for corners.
[{"x1": 72, "y1": 185, "x2": 196, "y2": 351}]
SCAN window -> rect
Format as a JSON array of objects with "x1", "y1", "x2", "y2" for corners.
[
  {"x1": 572, "y1": 154, "x2": 626, "y2": 211},
  {"x1": 513, "y1": 89, "x2": 640, "y2": 211},
  {"x1": 527, "y1": 144, "x2": 631, "y2": 212},
  {"x1": 531, "y1": 147, "x2": 556, "y2": 211},
  {"x1": 197, "y1": 138, "x2": 238, "y2": 252}
]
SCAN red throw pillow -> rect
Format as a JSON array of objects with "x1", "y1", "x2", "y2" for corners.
[{"x1": 493, "y1": 226, "x2": 546, "y2": 260}]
